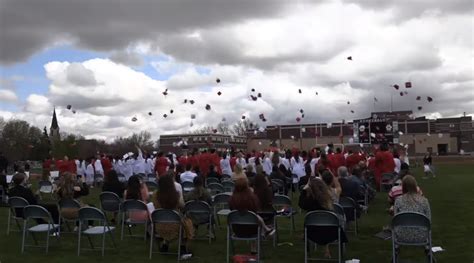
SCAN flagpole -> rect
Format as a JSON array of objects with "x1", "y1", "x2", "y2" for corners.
[{"x1": 390, "y1": 93, "x2": 393, "y2": 112}]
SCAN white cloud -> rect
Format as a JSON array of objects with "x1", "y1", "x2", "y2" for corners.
[{"x1": 0, "y1": 89, "x2": 18, "y2": 102}]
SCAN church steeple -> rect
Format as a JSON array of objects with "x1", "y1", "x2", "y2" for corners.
[{"x1": 50, "y1": 107, "x2": 60, "y2": 142}]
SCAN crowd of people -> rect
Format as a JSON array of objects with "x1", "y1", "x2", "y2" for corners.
[{"x1": 0, "y1": 143, "x2": 432, "y2": 260}]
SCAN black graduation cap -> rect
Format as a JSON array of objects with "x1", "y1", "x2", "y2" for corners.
[
  {"x1": 163, "y1": 114, "x2": 168, "y2": 118},
  {"x1": 418, "y1": 106, "x2": 423, "y2": 110},
  {"x1": 216, "y1": 78, "x2": 221, "y2": 83},
  {"x1": 301, "y1": 114, "x2": 305, "y2": 118},
  {"x1": 148, "y1": 112, "x2": 153, "y2": 116},
  {"x1": 350, "y1": 110, "x2": 355, "y2": 113},
  {"x1": 315, "y1": 91, "x2": 318, "y2": 95},
  {"x1": 250, "y1": 95, "x2": 258, "y2": 101},
  {"x1": 66, "y1": 105, "x2": 72, "y2": 110},
  {"x1": 241, "y1": 115, "x2": 246, "y2": 120},
  {"x1": 347, "y1": 101, "x2": 350, "y2": 105},
  {"x1": 298, "y1": 89, "x2": 302, "y2": 94},
  {"x1": 257, "y1": 93, "x2": 262, "y2": 98},
  {"x1": 427, "y1": 96, "x2": 433, "y2": 102},
  {"x1": 205, "y1": 104, "x2": 211, "y2": 110},
  {"x1": 299, "y1": 109, "x2": 304, "y2": 114},
  {"x1": 72, "y1": 110, "x2": 76, "y2": 114},
  {"x1": 296, "y1": 117, "x2": 301, "y2": 122},
  {"x1": 217, "y1": 91, "x2": 222, "y2": 96},
  {"x1": 184, "y1": 99, "x2": 188, "y2": 103},
  {"x1": 347, "y1": 56, "x2": 352, "y2": 60},
  {"x1": 213, "y1": 129, "x2": 218, "y2": 133},
  {"x1": 170, "y1": 109, "x2": 174, "y2": 114},
  {"x1": 262, "y1": 118, "x2": 267, "y2": 122},
  {"x1": 251, "y1": 88, "x2": 255, "y2": 92},
  {"x1": 405, "y1": 82, "x2": 412, "y2": 88},
  {"x1": 394, "y1": 84, "x2": 400, "y2": 90},
  {"x1": 189, "y1": 100, "x2": 195, "y2": 105},
  {"x1": 404, "y1": 91, "x2": 408, "y2": 95},
  {"x1": 162, "y1": 89, "x2": 168, "y2": 96},
  {"x1": 400, "y1": 92, "x2": 404, "y2": 96},
  {"x1": 259, "y1": 113, "x2": 265, "y2": 120},
  {"x1": 132, "y1": 117, "x2": 138, "y2": 122},
  {"x1": 416, "y1": 96, "x2": 421, "y2": 100}
]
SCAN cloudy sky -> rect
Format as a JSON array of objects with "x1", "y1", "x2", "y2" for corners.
[{"x1": 0, "y1": 0, "x2": 473, "y2": 141}]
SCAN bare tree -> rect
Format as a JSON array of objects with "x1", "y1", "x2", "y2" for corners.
[{"x1": 232, "y1": 119, "x2": 259, "y2": 136}]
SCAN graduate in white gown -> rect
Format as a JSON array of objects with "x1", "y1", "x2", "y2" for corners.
[{"x1": 262, "y1": 152, "x2": 273, "y2": 176}]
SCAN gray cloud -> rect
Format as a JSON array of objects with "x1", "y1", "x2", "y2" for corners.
[
  {"x1": 109, "y1": 51, "x2": 144, "y2": 67},
  {"x1": 66, "y1": 63, "x2": 97, "y2": 86}
]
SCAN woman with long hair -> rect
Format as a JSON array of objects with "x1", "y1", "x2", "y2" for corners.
[
  {"x1": 299, "y1": 177, "x2": 347, "y2": 259},
  {"x1": 152, "y1": 174, "x2": 194, "y2": 258},
  {"x1": 124, "y1": 175, "x2": 149, "y2": 222},
  {"x1": 56, "y1": 172, "x2": 90, "y2": 228},
  {"x1": 253, "y1": 174, "x2": 275, "y2": 225}
]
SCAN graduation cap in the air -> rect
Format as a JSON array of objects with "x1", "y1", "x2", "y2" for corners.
[
  {"x1": 301, "y1": 114, "x2": 305, "y2": 118},
  {"x1": 241, "y1": 115, "x2": 246, "y2": 120},
  {"x1": 251, "y1": 88, "x2": 255, "y2": 92},
  {"x1": 148, "y1": 112, "x2": 153, "y2": 116},
  {"x1": 416, "y1": 96, "x2": 421, "y2": 100},
  {"x1": 72, "y1": 110, "x2": 76, "y2": 114},
  {"x1": 417, "y1": 106, "x2": 423, "y2": 111},
  {"x1": 315, "y1": 91, "x2": 318, "y2": 95},
  {"x1": 299, "y1": 109, "x2": 304, "y2": 114},
  {"x1": 189, "y1": 121, "x2": 194, "y2": 127},
  {"x1": 222, "y1": 117, "x2": 226, "y2": 122},
  {"x1": 427, "y1": 96, "x2": 433, "y2": 102},
  {"x1": 205, "y1": 104, "x2": 211, "y2": 110},
  {"x1": 405, "y1": 82, "x2": 412, "y2": 88},
  {"x1": 393, "y1": 84, "x2": 400, "y2": 90},
  {"x1": 131, "y1": 117, "x2": 138, "y2": 122},
  {"x1": 400, "y1": 92, "x2": 404, "y2": 96},
  {"x1": 262, "y1": 118, "x2": 267, "y2": 122},
  {"x1": 257, "y1": 93, "x2": 262, "y2": 98},
  {"x1": 190, "y1": 114, "x2": 196, "y2": 119},
  {"x1": 170, "y1": 109, "x2": 174, "y2": 114},
  {"x1": 404, "y1": 91, "x2": 408, "y2": 95},
  {"x1": 213, "y1": 129, "x2": 218, "y2": 133},
  {"x1": 250, "y1": 95, "x2": 258, "y2": 101},
  {"x1": 259, "y1": 113, "x2": 265, "y2": 120},
  {"x1": 189, "y1": 100, "x2": 195, "y2": 105},
  {"x1": 350, "y1": 110, "x2": 355, "y2": 113},
  {"x1": 258, "y1": 127, "x2": 265, "y2": 132},
  {"x1": 163, "y1": 114, "x2": 168, "y2": 118},
  {"x1": 298, "y1": 89, "x2": 302, "y2": 94},
  {"x1": 347, "y1": 56, "x2": 352, "y2": 60},
  {"x1": 184, "y1": 99, "x2": 188, "y2": 104},
  {"x1": 347, "y1": 101, "x2": 350, "y2": 105},
  {"x1": 296, "y1": 117, "x2": 301, "y2": 122},
  {"x1": 217, "y1": 91, "x2": 222, "y2": 96},
  {"x1": 162, "y1": 89, "x2": 168, "y2": 96},
  {"x1": 216, "y1": 78, "x2": 221, "y2": 83},
  {"x1": 66, "y1": 105, "x2": 72, "y2": 110}
]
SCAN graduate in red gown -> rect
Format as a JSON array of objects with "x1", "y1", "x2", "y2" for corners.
[
  {"x1": 154, "y1": 152, "x2": 169, "y2": 177},
  {"x1": 188, "y1": 151, "x2": 199, "y2": 171},
  {"x1": 100, "y1": 155, "x2": 113, "y2": 176},
  {"x1": 332, "y1": 148, "x2": 346, "y2": 173},
  {"x1": 57, "y1": 155, "x2": 76, "y2": 175},
  {"x1": 199, "y1": 150, "x2": 211, "y2": 176},
  {"x1": 178, "y1": 152, "x2": 189, "y2": 168},
  {"x1": 374, "y1": 143, "x2": 395, "y2": 189},
  {"x1": 345, "y1": 150, "x2": 359, "y2": 172},
  {"x1": 208, "y1": 149, "x2": 221, "y2": 174}
]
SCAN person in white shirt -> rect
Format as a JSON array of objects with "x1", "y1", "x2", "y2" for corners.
[
  {"x1": 180, "y1": 164, "x2": 198, "y2": 183},
  {"x1": 94, "y1": 156, "x2": 104, "y2": 176},
  {"x1": 84, "y1": 159, "x2": 95, "y2": 186},
  {"x1": 236, "y1": 152, "x2": 247, "y2": 170},
  {"x1": 393, "y1": 152, "x2": 402, "y2": 174},
  {"x1": 308, "y1": 152, "x2": 320, "y2": 177},
  {"x1": 123, "y1": 157, "x2": 134, "y2": 180},
  {"x1": 263, "y1": 152, "x2": 273, "y2": 176},
  {"x1": 279, "y1": 150, "x2": 292, "y2": 171},
  {"x1": 220, "y1": 154, "x2": 232, "y2": 176},
  {"x1": 133, "y1": 146, "x2": 146, "y2": 175},
  {"x1": 75, "y1": 159, "x2": 84, "y2": 177},
  {"x1": 290, "y1": 152, "x2": 306, "y2": 183}
]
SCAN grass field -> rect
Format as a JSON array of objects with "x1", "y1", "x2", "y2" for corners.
[{"x1": 0, "y1": 163, "x2": 473, "y2": 263}]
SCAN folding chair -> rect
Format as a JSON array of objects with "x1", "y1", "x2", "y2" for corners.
[
  {"x1": 181, "y1": 181, "x2": 194, "y2": 193},
  {"x1": 222, "y1": 181, "x2": 235, "y2": 193},
  {"x1": 21, "y1": 205, "x2": 60, "y2": 254},
  {"x1": 381, "y1": 173, "x2": 395, "y2": 192},
  {"x1": 207, "y1": 183, "x2": 225, "y2": 196},
  {"x1": 94, "y1": 173, "x2": 104, "y2": 187},
  {"x1": 184, "y1": 200, "x2": 214, "y2": 243},
  {"x1": 77, "y1": 207, "x2": 116, "y2": 256},
  {"x1": 38, "y1": 180, "x2": 54, "y2": 200},
  {"x1": 391, "y1": 212, "x2": 433, "y2": 263},
  {"x1": 7, "y1": 196, "x2": 29, "y2": 235},
  {"x1": 121, "y1": 199, "x2": 149, "y2": 240},
  {"x1": 227, "y1": 210, "x2": 262, "y2": 263},
  {"x1": 117, "y1": 173, "x2": 127, "y2": 183},
  {"x1": 273, "y1": 194, "x2": 296, "y2": 235},
  {"x1": 147, "y1": 173, "x2": 156, "y2": 183},
  {"x1": 213, "y1": 193, "x2": 231, "y2": 228},
  {"x1": 271, "y1": 179, "x2": 285, "y2": 195},
  {"x1": 221, "y1": 174, "x2": 232, "y2": 182},
  {"x1": 99, "y1": 192, "x2": 121, "y2": 224},
  {"x1": 145, "y1": 181, "x2": 158, "y2": 198},
  {"x1": 57, "y1": 198, "x2": 81, "y2": 234},
  {"x1": 206, "y1": 177, "x2": 220, "y2": 186},
  {"x1": 339, "y1": 197, "x2": 358, "y2": 236},
  {"x1": 149, "y1": 209, "x2": 183, "y2": 261},
  {"x1": 0, "y1": 185, "x2": 7, "y2": 204},
  {"x1": 304, "y1": 211, "x2": 343, "y2": 263}
]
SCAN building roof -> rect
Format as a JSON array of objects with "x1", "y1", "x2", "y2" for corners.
[{"x1": 51, "y1": 108, "x2": 59, "y2": 129}]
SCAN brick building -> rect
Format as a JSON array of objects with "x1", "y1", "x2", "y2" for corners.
[{"x1": 159, "y1": 133, "x2": 247, "y2": 154}]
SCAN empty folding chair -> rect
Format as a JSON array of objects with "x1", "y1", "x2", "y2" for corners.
[
  {"x1": 7, "y1": 196, "x2": 29, "y2": 235},
  {"x1": 304, "y1": 211, "x2": 343, "y2": 263},
  {"x1": 184, "y1": 200, "x2": 214, "y2": 244},
  {"x1": 147, "y1": 173, "x2": 156, "y2": 183},
  {"x1": 181, "y1": 181, "x2": 194, "y2": 193},
  {"x1": 0, "y1": 185, "x2": 7, "y2": 204},
  {"x1": 206, "y1": 177, "x2": 220, "y2": 186},
  {"x1": 227, "y1": 210, "x2": 262, "y2": 263},
  {"x1": 121, "y1": 199, "x2": 149, "y2": 240},
  {"x1": 271, "y1": 179, "x2": 285, "y2": 195},
  {"x1": 213, "y1": 193, "x2": 231, "y2": 227},
  {"x1": 207, "y1": 183, "x2": 225, "y2": 196},
  {"x1": 57, "y1": 198, "x2": 81, "y2": 234},
  {"x1": 391, "y1": 212, "x2": 433, "y2": 263},
  {"x1": 117, "y1": 173, "x2": 127, "y2": 183},
  {"x1": 221, "y1": 174, "x2": 232, "y2": 182},
  {"x1": 99, "y1": 192, "x2": 122, "y2": 224},
  {"x1": 94, "y1": 173, "x2": 104, "y2": 187},
  {"x1": 77, "y1": 207, "x2": 116, "y2": 256},
  {"x1": 222, "y1": 181, "x2": 235, "y2": 193},
  {"x1": 38, "y1": 180, "x2": 54, "y2": 200},
  {"x1": 272, "y1": 194, "x2": 296, "y2": 235},
  {"x1": 339, "y1": 197, "x2": 358, "y2": 236},
  {"x1": 149, "y1": 209, "x2": 183, "y2": 261},
  {"x1": 21, "y1": 205, "x2": 60, "y2": 254},
  {"x1": 332, "y1": 203, "x2": 346, "y2": 229}
]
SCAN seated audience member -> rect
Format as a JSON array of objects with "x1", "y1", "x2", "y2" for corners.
[
  {"x1": 102, "y1": 170, "x2": 125, "y2": 198},
  {"x1": 124, "y1": 175, "x2": 149, "y2": 222},
  {"x1": 180, "y1": 164, "x2": 198, "y2": 183},
  {"x1": 253, "y1": 174, "x2": 275, "y2": 225},
  {"x1": 338, "y1": 166, "x2": 364, "y2": 202},
  {"x1": 152, "y1": 174, "x2": 193, "y2": 259},
  {"x1": 298, "y1": 164, "x2": 313, "y2": 190},
  {"x1": 55, "y1": 172, "x2": 90, "y2": 224},
  {"x1": 8, "y1": 173, "x2": 38, "y2": 218},
  {"x1": 393, "y1": 175, "x2": 431, "y2": 244},
  {"x1": 321, "y1": 170, "x2": 342, "y2": 203},
  {"x1": 206, "y1": 164, "x2": 219, "y2": 179},
  {"x1": 185, "y1": 176, "x2": 212, "y2": 205},
  {"x1": 350, "y1": 166, "x2": 366, "y2": 190},
  {"x1": 388, "y1": 172, "x2": 423, "y2": 205},
  {"x1": 245, "y1": 164, "x2": 256, "y2": 178},
  {"x1": 165, "y1": 170, "x2": 185, "y2": 205},
  {"x1": 299, "y1": 178, "x2": 348, "y2": 258},
  {"x1": 270, "y1": 165, "x2": 288, "y2": 195},
  {"x1": 229, "y1": 178, "x2": 275, "y2": 237},
  {"x1": 232, "y1": 164, "x2": 248, "y2": 182}
]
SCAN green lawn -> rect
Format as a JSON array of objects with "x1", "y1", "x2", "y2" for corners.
[{"x1": 0, "y1": 163, "x2": 473, "y2": 263}]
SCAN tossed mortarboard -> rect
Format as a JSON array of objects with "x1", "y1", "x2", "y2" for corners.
[
  {"x1": 205, "y1": 104, "x2": 211, "y2": 110},
  {"x1": 394, "y1": 84, "x2": 400, "y2": 90},
  {"x1": 416, "y1": 96, "x2": 421, "y2": 100},
  {"x1": 170, "y1": 109, "x2": 174, "y2": 114},
  {"x1": 131, "y1": 116, "x2": 137, "y2": 122},
  {"x1": 163, "y1": 114, "x2": 168, "y2": 118},
  {"x1": 217, "y1": 91, "x2": 222, "y2": 96},
  {"x1": 418, "y1": 106, "x2": 423, "y2": 111},
  {"x1": 405, "y1": 82, "x2": 412, "y2": 88},
  {"x1": 148, "y1": 112, "x2": 153, "y2": 116},
  {"x1": 72, "y1": 110, "x2": 76, "y2": 114},
  {"x1": 66, "y1": 105, "x2": 72, "y2": 110},
  {"x1": 189, "y1": 100, "x2": 195, "y2": 104},
  {"x1": 296, "y1": 117, "x2": 301, "y2": 122},
  {"x1": 216, "y1": 78, "x2": 221, "y2": 83},
  {"x1": 427, "y1": 96, "x2": 433, "y2": 102},
  {"x1": 347, "y1": 56, "x2": 352, "y2": 60},
  {"x1": 257, "y1": 93, "x2": 262, "y2": 98},
  {"x1": 298, "y1": 89, "x2": 302, "y2": 94}
]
